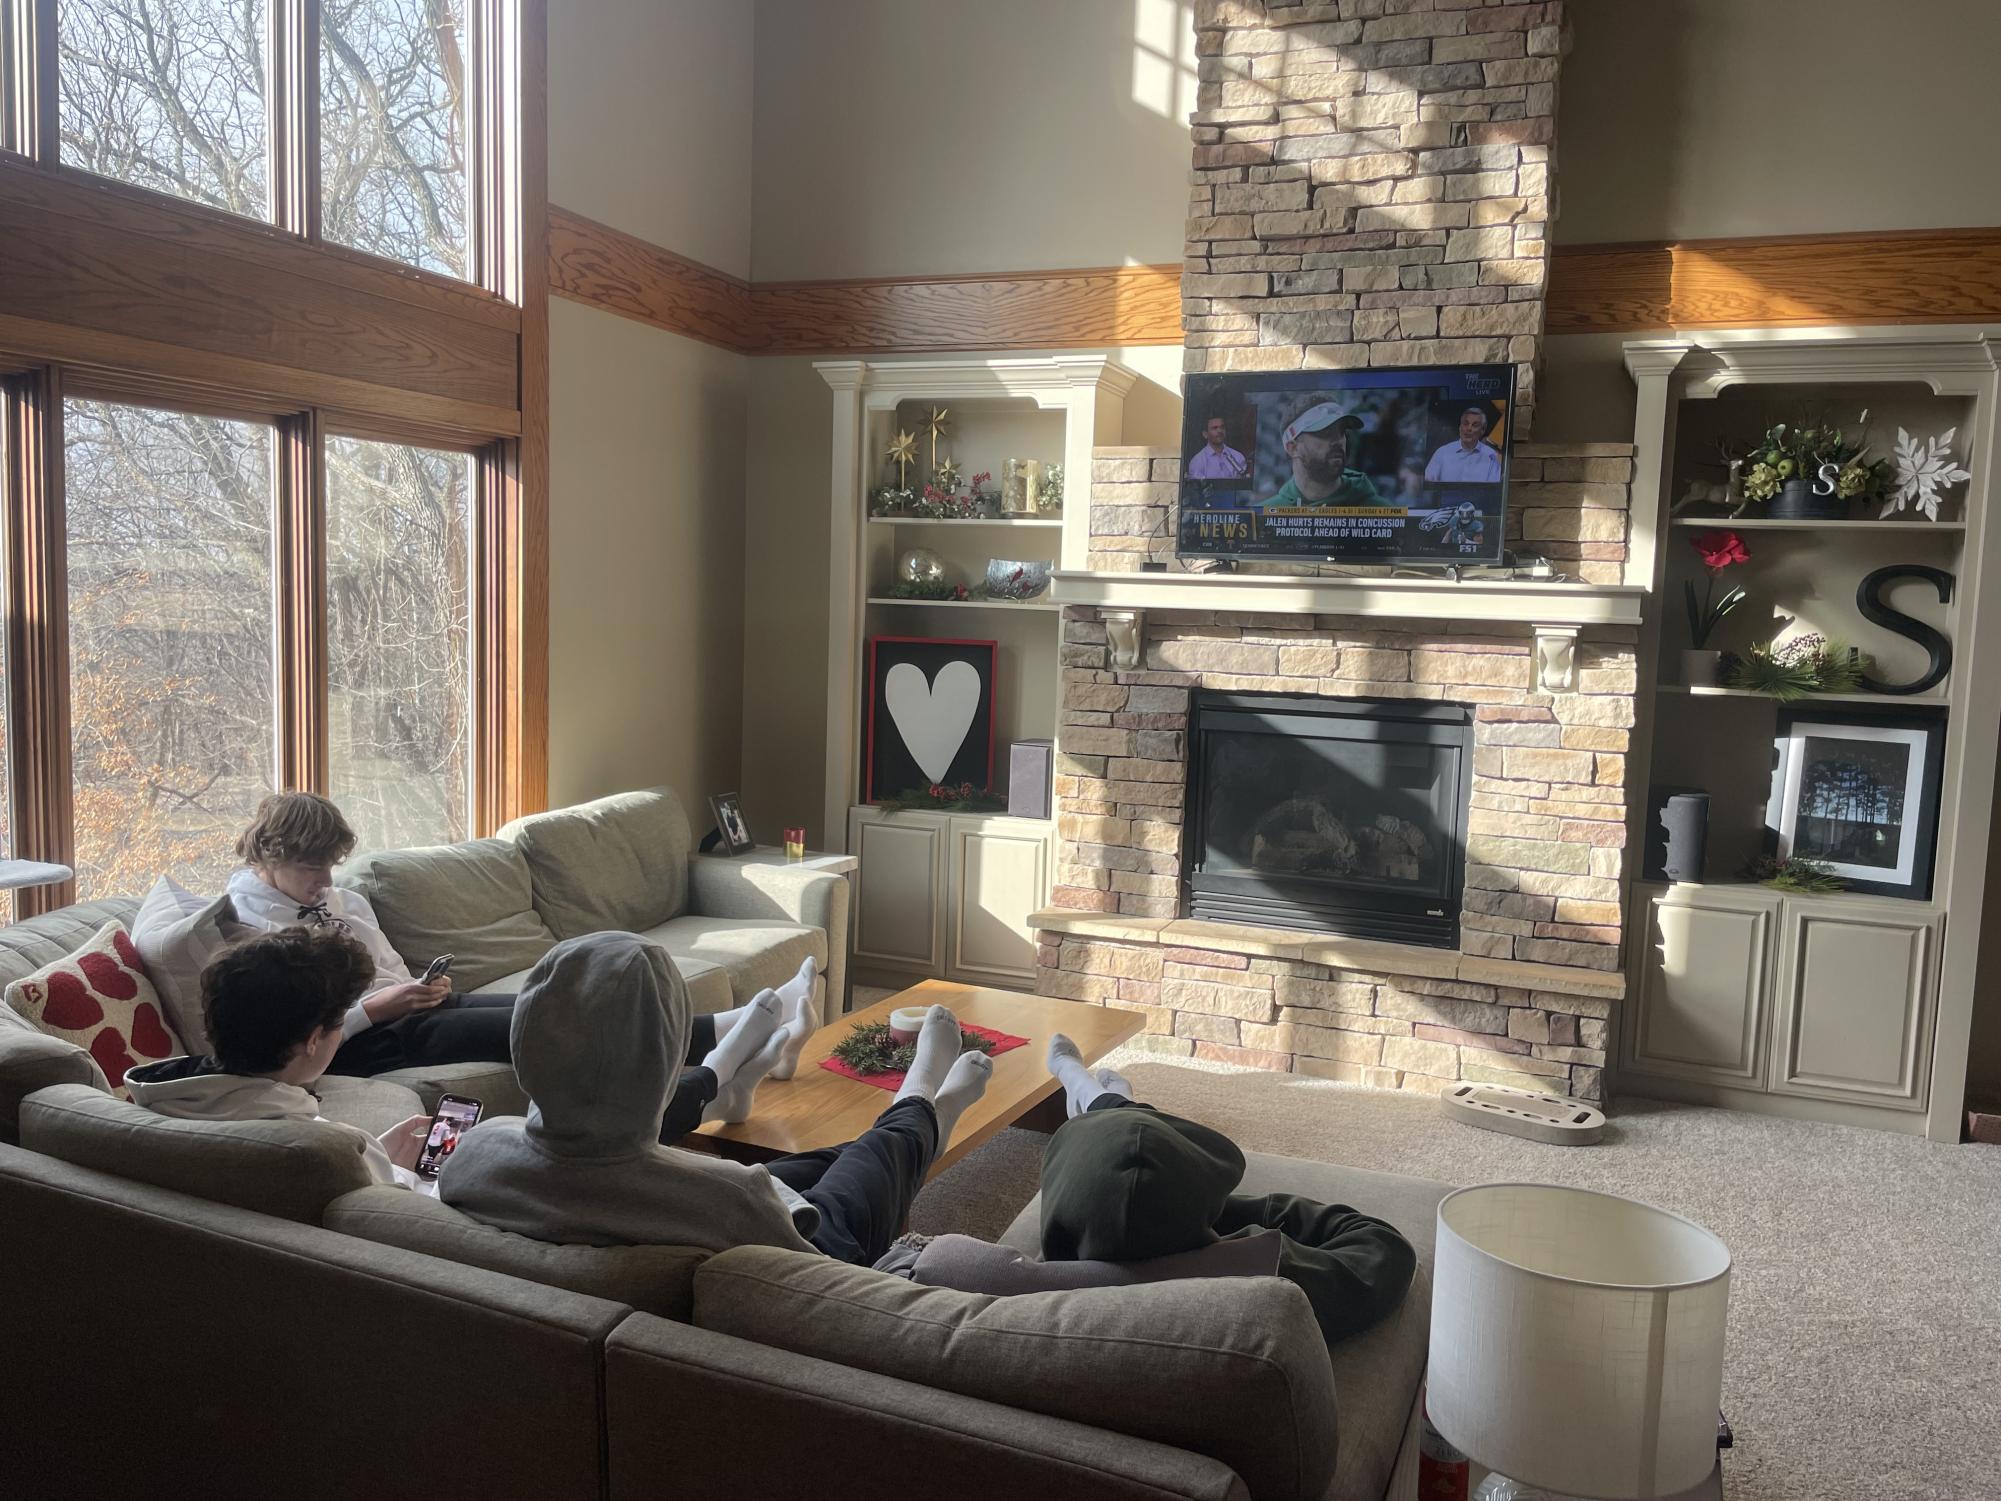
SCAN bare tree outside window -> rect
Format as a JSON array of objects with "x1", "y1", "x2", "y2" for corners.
[
  {"x1": 57, "y1": 0, "x2": 269, "y2": 218},
  {"x1": 327, "y1": 436, "x2": 471, "y2": 854},
  {"x1": 64, "y1": 399, "x2": 277, "y2": 899},
  {"x1": 321, "y1": 0, "x2": 468, "y2": 278}
]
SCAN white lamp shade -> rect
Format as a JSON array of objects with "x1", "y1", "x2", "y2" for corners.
[{"x1": 1428, "y1": 1184, "x2": 1731, "y2": 1500}]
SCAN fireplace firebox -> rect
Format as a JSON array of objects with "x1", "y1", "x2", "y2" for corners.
[{"x1": 1182, "y1": 692, "x2": 1474, "y2": 947}]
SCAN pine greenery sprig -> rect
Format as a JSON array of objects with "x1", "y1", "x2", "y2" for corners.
[
  {"x1": 828, "y1": 1020, "x2": 998, "y2": 1077},
  {"x1": 1725, "y1": 635, "x2": 1868, "y2": 700},
  {"x1": 1743, "y1": 855, "x2": 1845, "y2": 894}
]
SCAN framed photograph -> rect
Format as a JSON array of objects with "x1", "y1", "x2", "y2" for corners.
[
  {"x1": 1765, "y1": 709, "x2": 1946, "y2": 898},
  {"x1": 709, "y1": 792, "x2": 754, "y2": 855},
  {"x1": 864, "y1": 636, "x2": 997, "y2": 803}
]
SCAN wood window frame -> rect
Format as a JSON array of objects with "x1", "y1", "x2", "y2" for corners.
[{"x1": 0, "y1": 0, "x2": 546, "y2": 913}]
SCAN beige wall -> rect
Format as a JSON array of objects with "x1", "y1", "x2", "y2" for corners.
[
  {"x1": 551, "y1": 0, "x2": 755, "y2": 275},
  {"x1": 750, "y1": 0, "x2": 1190, "y2": 280},
  {"x1": 1560, "y1": 0, "x2": 2001, "y2": 246},
  {"x1": 545, "y1": 0, "x2": 753, "y2": 811}
]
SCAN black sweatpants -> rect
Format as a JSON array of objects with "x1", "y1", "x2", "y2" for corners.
[
  {"x1": 764, "y1": 1097, "x2": 939, "y2": 1265},
  {"x1": 330, "y1": 995, "x2": 722, "y2": 1145}
]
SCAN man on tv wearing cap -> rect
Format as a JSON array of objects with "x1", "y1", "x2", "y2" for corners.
[
  {"x1": 1186, "y1": 415, "x2": 1250, "y2": 480},
  {"x1": 1424, "y1": 402, "x2": 1504, "y2": 486},
  {"x1": 1259, "y1": 395, "x2": 1388, "y2": 508}
]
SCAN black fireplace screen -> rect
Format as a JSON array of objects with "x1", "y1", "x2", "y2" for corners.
[{"x1": 1183, "y1": 693, "x2": 1474, "y2": 946}]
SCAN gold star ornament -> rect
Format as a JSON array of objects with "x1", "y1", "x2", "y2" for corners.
[
  {"x1": 934, "y1": 457, "x2": 962, "y2": 493},
  {"x1": 885, "y1": 429, "x2": 917, "y2": 487},
  {"x1": 924, "y1": 406, "x2": 951, "y2": 468}
]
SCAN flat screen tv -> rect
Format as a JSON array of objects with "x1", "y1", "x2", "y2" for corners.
[{"x1": 1176, "y1": 364, "x2": 1517, "y2": 566}]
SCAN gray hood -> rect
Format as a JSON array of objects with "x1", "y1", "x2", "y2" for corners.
[{"x1": 513, "y1": 930, "x2": 690, "y2": 1159}]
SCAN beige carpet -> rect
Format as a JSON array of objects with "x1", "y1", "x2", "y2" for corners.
[{"x1": 908, "y1": 1046, "x2": 2001, "y2": 1501}]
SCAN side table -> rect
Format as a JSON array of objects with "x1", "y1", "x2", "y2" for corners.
[{"x1": 696, "y1": 846, "x2": 859, "y2": 1014}]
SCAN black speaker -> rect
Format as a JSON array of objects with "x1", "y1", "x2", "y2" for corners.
[{"x1": 1643, "y1": 786, "x2": 1710, "y2": 883}]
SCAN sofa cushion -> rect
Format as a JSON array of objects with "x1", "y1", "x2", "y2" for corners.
[
  {"x1": 694, "y1": 1244, "x2": 1338, "y2": 1501},
  {"x1": 0, "y1": 897, "x2": 143, "y2": 994},
  {"x1": 372, "y1": 1060, "x2": 529, "y2": 1120},
  {"x1": 315, "y1": 1074, "x2": 431, "y2": 1137},
  {"x1": 4, "y1": 921, "x2": 181, "y2": 1096},
  {"x1": 129, "y1": 878, "x2": 245, "y2": 1055},
  {"x1": 639, "y1": 916, "x2": 824, "y2": 1008},
  {"x1": 339, "y1": 840, "x2": 558, "y2": 993},
  {"x1": 1001, "y1": 1150, "x2": 1449, "y2": 1501},
  {"x1": 21, "y1": 1082, "x2": 379, "y2": 1224},
  {"x1": 326, "y1": 1186, "x2": 708, "y2": 1321},
  {"x1": 498, "y1": 788, "x2": 691, "y2": 939},
  {"x1": 0, "y1": 1003, "x2": 107, "y2": 1144},
  {"x1": 469, "y1": 950, "x2": 732, "y2": 1017}
]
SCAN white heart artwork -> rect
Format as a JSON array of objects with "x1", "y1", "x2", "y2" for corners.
[{"x1": 883, "y1": 660, "x2": 982, "y2": 784}]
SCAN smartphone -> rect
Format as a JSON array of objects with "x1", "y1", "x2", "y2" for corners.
[
  {"x1": 421, "y1": 953, "x2": 455, "y2": 985},
  {"x1": 415, "y1": 1093, "x2": 482, "y2": 1180}
]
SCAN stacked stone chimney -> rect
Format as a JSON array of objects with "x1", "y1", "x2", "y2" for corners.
[{"x1": 1185, "y1": 0, "x2": 1564, "y2": 425}]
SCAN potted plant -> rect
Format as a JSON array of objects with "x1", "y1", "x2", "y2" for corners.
[
  {"x1": 1682, "y1": 529, "x2": 1749, "y2": 686},
  {"x1": 1734, "y1": 413, "x2": 1888, "y2": 521}
]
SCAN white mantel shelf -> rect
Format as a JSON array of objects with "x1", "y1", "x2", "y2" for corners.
[{"x1": 1050, "y1": 570, "x2": 1647, "y2": 627}]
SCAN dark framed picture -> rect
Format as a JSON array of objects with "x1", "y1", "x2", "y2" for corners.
[
  {"x1": 1764, "y1": 708, "x2": 1946, "y2": 899},
  {"x1": 709, "y1": 792, "x2": 754, "y2": 855},
  {"x1": 863, "y1": 636, "x2": 997, "y2": 803}
]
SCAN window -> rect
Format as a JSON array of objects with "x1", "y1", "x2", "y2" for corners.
[
  {"x1": 321, "y1": 0, "x2": 468, "y2": 277},
  {"x1": 63, "y1": 399, "x2": 275, "y2": 898},
  {"x1": 327, "y1": 435, "x2": 471, "y2": 852},
  {"x1": 57, "y1": 0, "x2": 269, "y2": 218}
]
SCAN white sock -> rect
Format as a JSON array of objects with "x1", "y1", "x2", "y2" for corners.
[
  {"x1": 703, "y1": 1026, "x2": 787, "y2": 1124},
  {"x1": 929, "y1": 1050, "x2": 993, "y2": 1155},
  {"x1": 1090, "y1": 1067, "x2": 1134, "y2": 1109},
  {"x1": 894, "y1": 1006, "x2": 962, "y2": 1104},
  {"x1": 702, "y1": 992, "x2": 780, "y2": 1086},
  {"x1": 707, "y1": 1000, "x2": 752, "y2": 1037},
  {"x1": 766, "y1": 958, "x2": 821, "y2": 1081},
  {"x1": 1047, "y1": 1032, "x2": 1103, "y2": 1118}
]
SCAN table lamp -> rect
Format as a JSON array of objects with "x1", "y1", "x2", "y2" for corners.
[{"x1": 1427, "y1": 1183, "x2": 1732, "y2": 1501}]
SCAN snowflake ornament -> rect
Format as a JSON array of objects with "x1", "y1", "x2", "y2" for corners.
[{"x1": 1881, "y1": 426, "x2": 1972, "y2": 521}]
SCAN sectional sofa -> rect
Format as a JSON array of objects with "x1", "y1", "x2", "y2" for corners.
[{"x1": 0, "y1": 787, "x2": 1447, "y2": 1501}]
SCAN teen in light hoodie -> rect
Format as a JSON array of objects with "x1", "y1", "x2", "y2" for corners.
[
  {"x1": 440, "y1": 931, "x2": 994, "y2": 1265},
  {"x1": 126, "y1": 925, "x2": 430, "y2": 1189}
]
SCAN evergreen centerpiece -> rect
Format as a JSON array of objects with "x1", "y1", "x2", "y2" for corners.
[
  {"x1": 829, "y1": 1019, "x2": 998, "y2": 1076},
  {"x1": 1681, "y1": 529, "x2": 1748, "y2": 686},
  {"x1": 1725, "y1": 633, "x2": 1869, "y2": 700},
  {"x1": 1733, "y1": 413, "x2": 1889, "y2": 520}
]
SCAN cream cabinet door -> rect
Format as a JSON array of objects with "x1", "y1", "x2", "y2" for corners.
[
  {"x1": 1771, "y1": 900, "x2": 1940, "y2": 1111},
  {"x1": 1627, "y1": 886, "x2": 1778, "y2": 1087},
  {"x1": 945, "y1": 816, "x2": 1053, "y2": 988},
  {"x1": 848, "y1": 809, "x2": 948, "y2": 975}
]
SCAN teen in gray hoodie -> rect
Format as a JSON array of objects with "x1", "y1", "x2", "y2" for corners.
[{"x1": 439, "y1": 931, "x2": 993, "y2": 1265}]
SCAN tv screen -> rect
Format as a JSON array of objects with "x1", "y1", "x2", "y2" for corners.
[{"x1": 1176, "y1": 364, "x2": 1517, "y2": 565}]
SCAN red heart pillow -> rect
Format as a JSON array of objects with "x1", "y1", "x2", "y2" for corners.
[{"x1": 5, "y1": 921, "x2": 184, "y2": 1098}]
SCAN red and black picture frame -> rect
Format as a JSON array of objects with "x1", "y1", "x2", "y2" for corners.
[{"x1": 863, "y1": 636, "x2": 997, "y2": 803}]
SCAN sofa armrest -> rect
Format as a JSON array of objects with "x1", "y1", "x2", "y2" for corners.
[
  {"x1": 686, "y1": 859, "x2": 849, "y2": 1023},
  {"x1": 0, "y1": 1021, "x2": 106, "y2": 1146},
  {"x1": 605, "y1": 1314, "x2": 1248, "y2": 1501}
]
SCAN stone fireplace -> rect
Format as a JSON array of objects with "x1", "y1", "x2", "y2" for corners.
[
  {"x1": 1032, "y1": 0, "x2": 1633, "y2": 1101},
  {"x1": 1184, "y1": 691, "x2": 1474, "y2": 945}
]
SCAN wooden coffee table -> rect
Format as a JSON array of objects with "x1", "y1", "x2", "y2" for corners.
[{"x1": 692, "y1": 979, "x2": 1144, "y2": 1179}]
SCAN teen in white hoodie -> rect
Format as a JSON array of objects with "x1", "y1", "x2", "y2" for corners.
[{"x1": 126, "y1": 924, "x2": 430, "y2": 1189}]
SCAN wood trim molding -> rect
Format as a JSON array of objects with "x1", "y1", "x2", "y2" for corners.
[
  {"x1": 548, "y1": 206, "x2": 759, "y2": 353},
  {"x1": 275, "y1": 410, "x2": 329, "y2": 794},
  {"x1": 550, "y1": 209, "x2": 2001, "y2": 353},
  {"x1": 1, "y1": 367, "x2": 75, "y2": 915}
]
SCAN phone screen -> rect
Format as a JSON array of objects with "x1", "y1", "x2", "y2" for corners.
[{"x1": 415, "y1": 1094, "x2": 483, "y2": 1180}]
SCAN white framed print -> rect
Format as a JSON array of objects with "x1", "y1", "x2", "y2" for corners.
[{"x1": 1766, "y1": 709, "x2": 1945, "y2": 899}]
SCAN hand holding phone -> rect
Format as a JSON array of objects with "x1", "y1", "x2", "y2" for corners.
[
  {"x1": 415, "y1": 1093, "x2": 483, "y2": 1180},
  {"x1": 421, "y1": 953, "x2": 456, "y2": 985}
]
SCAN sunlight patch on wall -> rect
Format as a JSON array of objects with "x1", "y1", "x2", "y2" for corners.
[{"x1": 1132, "y1": 0, "x2": 1198, "y2": 122}]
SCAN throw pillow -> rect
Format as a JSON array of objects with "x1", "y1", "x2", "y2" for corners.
[
  {"x1": 130, "y1": 876, "x2": 243, "y2": 1055},
  {"x1": 4, "y1": 921, "x2": 180, "y2": 1097}
]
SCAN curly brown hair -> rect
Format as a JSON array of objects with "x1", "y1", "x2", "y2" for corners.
[
  {"x1": 201, "y1": 927, "x2": 375, "y2": 1075},
  {"x1": 234, "y1": 792, "x2": 357, "y2": 868}
]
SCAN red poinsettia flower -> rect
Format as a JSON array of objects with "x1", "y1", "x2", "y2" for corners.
[{"x1": 1692, "y1": 529, "x2": 1750, "y2": 572}]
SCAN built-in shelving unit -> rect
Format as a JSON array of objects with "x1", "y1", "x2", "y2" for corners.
[{"x1": 1621, "y1": 328, "x2": 2001, "y2": 1142}]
